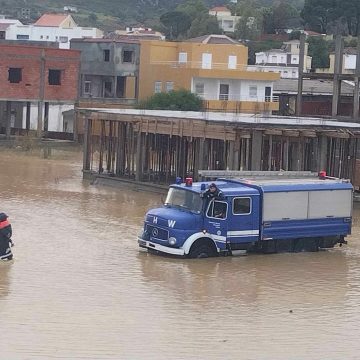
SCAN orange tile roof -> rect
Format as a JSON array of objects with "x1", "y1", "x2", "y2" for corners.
[
  {"x1": 210, "y1": 6, "x2": 230, "y2": 12},
  {"x1": 34, "y1": 14, "x2": 69, "y2": 27}
]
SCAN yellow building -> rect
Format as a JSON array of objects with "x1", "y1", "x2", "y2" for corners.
[{"x1": 139, "y1": 35, "x2": 280, "y2": 113}]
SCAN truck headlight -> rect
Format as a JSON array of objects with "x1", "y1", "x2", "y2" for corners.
[{"x1": 168, "y1": 237, "x2": 177, "y2": 246}]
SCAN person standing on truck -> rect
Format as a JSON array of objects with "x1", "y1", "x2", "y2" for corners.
[{"x1": 201, "y1": 183, "x2": 224, "y2": 200}]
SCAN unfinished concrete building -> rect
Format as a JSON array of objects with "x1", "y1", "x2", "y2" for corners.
[
  {"x1": 70, "y1": 38, "x2": 140, "y2": 107},
  {"x1": 0, "y1": 43, "x2": 80, "y2": 137}
]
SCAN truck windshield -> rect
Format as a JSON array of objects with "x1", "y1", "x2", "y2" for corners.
[{"x1": 164, "y1": 188, "x2": 202, "y2": 214}]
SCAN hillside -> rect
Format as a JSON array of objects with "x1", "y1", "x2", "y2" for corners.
[{"x1": 1, "y1": 0, "x2": 305, "y2": 31}]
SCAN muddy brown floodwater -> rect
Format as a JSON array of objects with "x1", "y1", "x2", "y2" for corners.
[{"x1": 0, "y1": 149, "x2": 360, "y2": 359}]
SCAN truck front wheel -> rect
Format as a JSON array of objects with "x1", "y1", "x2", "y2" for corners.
[{"x1": 188, "y1": 240, "x2": 217, "y2": 259}]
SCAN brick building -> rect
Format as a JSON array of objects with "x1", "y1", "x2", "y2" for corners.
[{"x1": 0, "y1": 43, "x2": 80, "y2": 136}]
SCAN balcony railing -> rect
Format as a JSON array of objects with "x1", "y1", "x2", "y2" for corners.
[
  {"x1": 197, "y1": 93, "x2": 279, "y2": 103},
  {"x1": 151, "y1": 60, "x2": 248, "y2": 71}
]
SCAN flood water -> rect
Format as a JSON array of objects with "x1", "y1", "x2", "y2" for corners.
[{"x1": 1, "y1": 148, "x2": 360, "y2": 359}]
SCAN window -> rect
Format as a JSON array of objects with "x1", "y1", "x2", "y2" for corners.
[
  {"x1": 228, "y1": 55, "x2": 237, "y2": 69},
  {"x1": 59, "y1": 36, "x2": 68, "y2": 43},
  {"x1": 40, "y1": 35, "x2": 43, "y2": 39},
  {"x1": 154, "y1": 81, "x2": 162, "y2": 93},
  {"x1": 202, "y1": 53, "x2": 212, "y2": 69},
  {"x1": 48, "y1": 69, "x2": 61, "y2": 85},
  {"x1": 249, "y1": 85, "x2": 257, "y2": 98},
  {"x1": 84, "y1": 81, "x2": 91, "y2": 94},
  {"x1": 207, "y1": 200, "x2": 227, "y2": 219},
  {"x1": 104, "y1": 81, "x2": 112, "y2": 97},
  {"x1": 178, "y1": 52, "x2": 187, "y2": 63},
  {"x1": 8, "y1": 68, "x2": 22, "y2": 83},
  {"x1": 195, "y1": 83, "x2": 204, "y2": 97},
  {"x1": 0, "y1": 31, "x2": 5, "y2": 40},
  {"x1": 16, "y1": 34, "x2": 29, "y2": 40},
  {"x1": 123, "y1": 50, "x2": 134, "y2": 63},
  {"x1": 103, "y1": 49, "x2": 110, "y2": 62},
  {"x1": 233, "y1": 197, "x2": 251, "y2": 215},
  {"x1": 219, "y1": 84, "x2": 229, "y2": 100},
  {"x1": 166, "y1": 81, "x2": 174, "y2": 92}
]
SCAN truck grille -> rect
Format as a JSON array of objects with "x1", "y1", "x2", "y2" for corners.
[{"x1": 146, "y1": 224, "x2": 169, "y2": 240}]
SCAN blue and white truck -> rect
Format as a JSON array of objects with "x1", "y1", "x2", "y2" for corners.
[{"x1": 138, "y1": 172, "x2": 353, "y2": 258}]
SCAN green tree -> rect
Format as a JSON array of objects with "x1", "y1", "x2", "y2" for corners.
[
  {"x1": 187, "y1": 13, "x2": 222, "y2": 38},
  {"x1": 234, "y1": 1, "x2": 263, "y2": 40},
  {"x1": 337, "y1": 0, "x2": 360, "y2": 36},
  {"x1": 160, "y1": 11, "x2": 192, "y2": 39},
  {"x1": 139, "y1": 89, "x2": 203, "y2": 111},
  {"x1": 308, "y1": 37, "x2": 330, "y2": 68},
  {"x1": 301, "y1": 0, "x2": 338, "y2": 34},
  {"x1": 176, "y1": 0, "x2": 208, "y2": 21}
]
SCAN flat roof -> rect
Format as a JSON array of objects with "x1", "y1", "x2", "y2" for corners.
[{"x1": 79, "y1": 107, "x2": 360, "y2": 130}]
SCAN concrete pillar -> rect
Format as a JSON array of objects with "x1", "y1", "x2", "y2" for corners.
[
  {"x1": 135, "y1": 131, "x2": 142, "y2": 182},
  {"x1": 296, "y1": 34, "x2": 306, "y2": 116},
  {"x1": 283, "y1": 137, "x2": 289, "y2": 170},
  {"x1": 353, "y1": 37, "x2": 360, "y2": 120},
  {"x1": 332, "y1": 35, "x2": 344, "y2": 117},
  {"x1": 195, "y1": 138, "x2": 205, "y2": 181},
  {"x1": 5, "y1": 101, "x2": 11, "y2": 139},
  {"x1": 251, "y1": 130, "x2": 263, "y2": 170},
  {"x1": 37, "y1": 49, "x2": 46, "y2": 137},
  {"x1": 228, "y1": 140, "x2": 235, "y2": 170},
  {"x1": 83, "y1": 118, "x2": 92, "y2": 172},
  {"x1": 44, "y1": 102, "x2": 49, "y2": 132},
  {"x1": 37, "y1": 101, "x2": 43, "y2": 137},
  {"x1": 267, "y1": 135, "x2": 273, "y2": 170},
  {"x1": 26, "y1": 102, "x2": 31, "y2": 132},
  {"x1": 317, "y1": 135, "x2": 328, "y2": 171},
  {"x1": 233, "y1": 136, "x2": 241, "y2": 170}
]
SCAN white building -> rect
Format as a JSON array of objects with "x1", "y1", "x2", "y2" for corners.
[
  {"x1": 209, "y1": 6, "x2": 240, "y2": 33},
  {"x1": 2, "y1": 14, "x2": 103, "y2": 49},
  {"x1": 316, "y1": 48, "x2": 358, "y2": 75},
  {"x1": 254, "y1": 40, "x2": 312, "y2": 79}
]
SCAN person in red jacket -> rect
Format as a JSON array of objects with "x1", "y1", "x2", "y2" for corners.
[{"x1": 0, "y1": 213, "x2": 13, "y2": 261}]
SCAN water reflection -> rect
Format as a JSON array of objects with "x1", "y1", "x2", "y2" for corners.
[
  {"x1": 0, "y1": 263, "x2": 11, "y2": 301},
  {"x1": 139, "y1": 249, "x2": 349, "y2": 309}
]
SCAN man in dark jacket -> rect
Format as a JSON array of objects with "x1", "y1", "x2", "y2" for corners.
[
  {"x1": 0, "y1": 213, "x2": 13, "y2": 261},
  {"x1": 201, "y1": 183, "x2": 224, "y2": 200}
]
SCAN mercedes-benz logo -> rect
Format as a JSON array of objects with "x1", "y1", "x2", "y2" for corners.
[{"x1": 152, "y1": 228, "x2": 158, "y2": 237}]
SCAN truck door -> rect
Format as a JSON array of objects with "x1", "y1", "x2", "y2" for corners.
[
  {"x1": 204, "y1": 199, "x2": 228, "y2": 250},
  {"x1": 227, "y1": 195, "x2": 260, "y2": 245}
]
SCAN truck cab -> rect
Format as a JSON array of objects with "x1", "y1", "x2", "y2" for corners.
[{"x1": 138, "y1": 179, "x2": 261, "y2": 258}]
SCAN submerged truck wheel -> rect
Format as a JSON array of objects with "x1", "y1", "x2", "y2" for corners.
[{"x1": 188, "y1": 239, "x2": 217, "y2": 259}]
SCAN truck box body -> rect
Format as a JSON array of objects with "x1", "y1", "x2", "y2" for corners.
[{"x1": 138, "y1": 174, "x2": 353, "y2": 257}]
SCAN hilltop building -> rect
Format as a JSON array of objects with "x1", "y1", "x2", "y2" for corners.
[
  {"x1": 112, "y1": 27, "x2": 165, "y2": 41},
  {"x1": 0, "y1": 13, "x2": 103, "y2": 49},
  {"x1": 316, "y1": 48, "x2": 358, "y2": 75},
  {"x1": 209, "y1": 7, "x2": 240, "y2": 33},
  {"x1": 254, "y1": 40, "x2": 312, "y2": 79}
]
